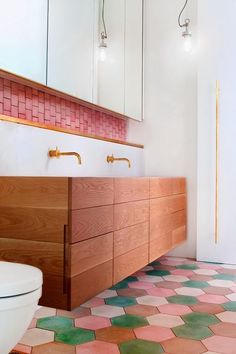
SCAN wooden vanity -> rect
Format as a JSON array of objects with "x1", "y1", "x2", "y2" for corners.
[{"x1": 0, "y1": 177, "x2": 186, "y2": 310}]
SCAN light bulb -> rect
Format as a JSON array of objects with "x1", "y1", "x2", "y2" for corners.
[
  {"x1": 99, "y1": 45, "x2": 107, "y2": 61},
  {"x1": 183, "y1": 34, "x2": 192, "y2": 52}
]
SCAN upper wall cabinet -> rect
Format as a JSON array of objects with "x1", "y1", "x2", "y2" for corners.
[{"x1": 0, "y1": 0, "x2": 47, "y2": 84}]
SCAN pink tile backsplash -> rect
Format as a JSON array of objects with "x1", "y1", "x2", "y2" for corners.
[{"x1": 0, "y1": 77, "x2": 127, "y2": 141}]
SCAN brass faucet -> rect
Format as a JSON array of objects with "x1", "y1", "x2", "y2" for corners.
[
  {"x1": 107, "y1": 154, "x2": 131, "y2": 168},
  {"x1": 48, "y1": 147, "x2": 82, "y2": 164}
]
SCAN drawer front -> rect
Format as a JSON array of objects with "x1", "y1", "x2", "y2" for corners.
[
  {"x1": 150, "y1": 209, "x2": 186, "y2": 241},
  {"x1": 114, "y1": 243, "x2": 148, "y2": 284},
  {"x1": 70, "y1": 205, "x2": 113, "y2": 243},
  {"x1": 70, "y1": 233, "x2": 113, "y2": 277},
  {"x1": 172, "y1": 226, "x2": 186, "y2": 246},
  {"x1": 70, "y1": 178, "x2": 114, "y2": 209},
  {"x1": 70, "y1": 260, "x2": 113, "y2": 309},
  {"x1": 150, "y1": 194, "x2": 186, "y2": 217},
  {"x1": 150, "y1": 178, "x2": 186, "y2": 198},
  {"x1": 149, "y1": 233, "x2": 172, "y2": 263},
  {"x1": 114, "y1": 222, "x2": 149, "y2": 257},
  {"x1": 114, "y1": 178, "x2": 149, "y2": 203},
  {"x1": 114, "y1": 200, "x2": 149, "y2": 230}
]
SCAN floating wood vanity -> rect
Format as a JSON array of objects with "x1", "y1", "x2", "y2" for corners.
[{"x1": 0, "y1": 177, "x2": 186, "y2": 310}]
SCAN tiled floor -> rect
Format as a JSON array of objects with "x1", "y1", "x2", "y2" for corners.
[{"x1": 11, "y1": 256, "x2": 236, "y2": 354}]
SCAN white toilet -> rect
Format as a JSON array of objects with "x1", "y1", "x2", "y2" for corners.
[{"x1": 0, "y1": 262, "x2": 43, "y2": 354}]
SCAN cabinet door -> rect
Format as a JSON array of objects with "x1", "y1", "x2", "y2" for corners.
[
  {"x1": 0, "y1": 0, "x2": 47, "y2": 84},
  {"x1": 47, "y1": 0, "x2": 95, "y2": 101}
]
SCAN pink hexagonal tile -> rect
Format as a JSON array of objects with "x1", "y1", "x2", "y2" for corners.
[
  {"x1": 91, "y1": 305, "x2": 125, "y2": 318},
  {"x1": 132, "y1": 271, "x2": 146, "y2": 277},
  {"x1": 75, "y1": 315, "x2": 111, "y2": 330},
  {"x1": 198, "y1": 263, "x2": 222, "y2": 270},
  {"x1": 216, "y1": 311, "x2": 236, "y2": 323},
  {"x1": 13, "y1": 344, "x2": 31, "y2": 353},
  {"x1": 138, "y1": 275, "x2": 163, "y2": 283},
  {"x1": 97, "y1": 290, "x2": 117, "y2": 299},
  {"x1": 76, "y1": 340, "x2": 119, "y2": 354},
  {"x1": 171, "y1": 269, "x2": 194, "y2": 277},
  {"x1": 163, "y1": 275, "x2": 189, "y2": 282},
  {"x1": 230, "y1": 286, "x2": 236, "y2": 293},
  {"x1": 81, "y1": 297, "x2": 105, "y2": 308},
  {"x1": 202, "y1": 335, "x2": 236, "y2": 354},
  {"x1": 198, "y1": 294, "x2": 228, "y2": 304},
  {"x1": 176, "y1": 287, "x2": 204, "y2": 297},
  {"x1": 147, "y1": 313, "x2": 184, "y2": 328},
  {"x1": 146, "y1": 287, "x2": 176, "y2": 297},
  {"x1": 158, "y1": 303, "x2": 192, "y2": 315},
  {"x1": 137, "y1": 295, "x2": 168, "y2": 306},
  {"x1": 134, "y1": 325, "x2": 175, "y2": 342},
  {"x1": 194, "y1": 269, "x2": 218, "y2": 276},
  {"x1": 129, "y1": 281, "x2": 155, "y2": 290},
  {"x1": 160, "y1": 260, "x2": 184, "y2": 266}
]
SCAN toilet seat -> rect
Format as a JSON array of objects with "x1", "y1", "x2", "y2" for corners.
[{"x1": 0, "y1": 261, "x2": 43, "y2": 298}]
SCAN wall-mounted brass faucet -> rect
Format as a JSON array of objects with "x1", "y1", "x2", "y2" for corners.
[
  {"x1": 107, "y1": 154, "x2": 131, "y2": 168},
  {"x1": 49, "y1": 147, "x2": 82, "y2": 164}
]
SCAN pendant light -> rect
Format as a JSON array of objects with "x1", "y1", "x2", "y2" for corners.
[
  {"x1": 99, "y1": 0, "x2": 108, "y2": 61},
  {"x1": 178, "y1": 0, "x2": 192, "y2": 52}
]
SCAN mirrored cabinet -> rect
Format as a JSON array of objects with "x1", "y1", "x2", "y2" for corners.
[{"x1": 0, "y1": 0, "x2": 143, "y2": 121}]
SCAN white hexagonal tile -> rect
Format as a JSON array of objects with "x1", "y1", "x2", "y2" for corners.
[
  {"x1": 147, "y1": 313, "x2": 184, "y2": 328},
  {"x1": 208, "y1": 279, "x2": 235, "y2": 288},
  {"x1": 141, "y1": 266, "x2": 154, "y2": 271},
  {"x1": 221, "y1": 264, "x2": 236, "y2": 269},
  {"x1": 137, "y1": 275, "x2": 163, "y2": 283},
  {"x1": 216, "y1": 311, "x2": 236, "y2": 323},
  {"x1": 91, "y1": 305, "x2": 125, "y2": 318},
  {"x1": 193, "y1": 269, "x2": 218, "y2": 276},
  {"x1": 96, "y1": 290, "x2": 117, "y2": 299},
  {"x1": 163, "y1": 275, "x2": 189, "y2": 282},
  {"x1": 136, "y1": 295, "x2": 168, "y2": 306},
  {"x1": 34, "y1": 306, "x2": 56, "y2": 319},
  {"x1": 175, "y1": 287, "x2": 204, "y2": 296},
  {"x1": 226, "y1": 293, "x2": 236, "y2": 301},
  {"x1": 20, "y1": 328, "x2": 54, "y2": 346}
]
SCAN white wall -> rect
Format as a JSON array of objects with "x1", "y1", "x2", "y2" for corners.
[{"x1": 128, "y1": 0, "x2": 198, "y2": 258}]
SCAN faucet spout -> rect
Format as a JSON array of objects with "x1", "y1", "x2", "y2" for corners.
[
  {"x1": 49, "y1": 148, "x2": 82, "y2": 164},
  {"x1": 107, "y1": 154, "x2": 131, "y2": 168}
]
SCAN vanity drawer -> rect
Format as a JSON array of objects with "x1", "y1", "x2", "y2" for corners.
[
  {"x1": 114, "y1": 243, "x2": 148, "y2": 284},
  {"x1": 150, "y1": 209, "x2": 186, "y2": 240},
  {"x1": 150, "y1": 194, "x2": 186, "y2": 217},
  {"x1": 70, "y1": 205, "x2": 113, "y2": 243},
  {"x1": 114, "y1": 200, "x2": 149, "y2": 230},
  {"x1": 150, "y1": 178, "x2": 186, "y2": 198},
  {"x1": 172, "y1": 226, "x2": 186, "y2": 246},
  {"x1": 114, "y1": 178, "x2": 149, "y2": 203},
  {"x1": 70, "y1": 178, "x2": 114, "y2": 209},
  {"x1": 70, "y1": 233, "x2": 113, "y2": 277},
  {"x1": 149, "y1": 233, "x2": 172, "y2": 263}
]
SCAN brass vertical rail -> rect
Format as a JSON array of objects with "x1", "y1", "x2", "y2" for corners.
[{"x1": 215, "y1": 80, "x2": 220, "y2": 244}]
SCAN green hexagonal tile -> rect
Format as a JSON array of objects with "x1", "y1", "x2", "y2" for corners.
[
  {"x1": 167, "y1": 295, "x2": 198, "y2": 305},
  {"x1": 176, "y1": 264, "x2": 198, "y2": 270},
  {"x1": 125, "y1": 276, "x2": 138, "y2": 283},
  {"x1": 182, "y1": 312, "x2": 219, "y2": 326},
  {"x1": 173, "y1": 324, "x2": 213, "y2": 340},
  {"x1": 110, "y1": 280, "x2": 129, "y2": 290},
  {"x1": 55, "y1": 327, "x2": 95, "y2": 345},
  {"x1": 111, "y1": 314, "x2": 148, "y2": 328},
  {"x1": 146, "y1": 270, "x2": 170, "y2": 277},
  {"x1": 120, "y1": 339, "x2": 164, "y2": 354},
  {"x1": 223, "y1": 301, "x2": 236, "y2": 312},
  {"x1": 183, "y1": 280, "x2": 209, "y2": 289},
  {"x1": 150, "y1": 261, "x2": 161, "y2": 266},
  {"x1": 105, "y1": 296, "x2": 137, "y2": 307},
  {"x1": 37, "y1": 316, "x2": 73, "y2": 332},
  {"x1": 214, "y1": 274, "x2": 236, "y2": 281}
]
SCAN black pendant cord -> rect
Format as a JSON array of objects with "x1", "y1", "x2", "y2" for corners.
[{"x1": 178, "y1": 0, "x2": 189, "y2": 28}]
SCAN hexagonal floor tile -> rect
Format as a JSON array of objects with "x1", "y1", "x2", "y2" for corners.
[
  {"x1": 163, "y1": 275, "x2": 189, "y2": 282},
  {"x1": 173, "y1": 323, "x2": 213, "y2": 340},
  {"x1": 128, "y1": 281, "x2": 155, "y2": 290},
  {"x1": 119, "y1": 339, "x2": 164, "y2": 354},
  {"x1": 134, "y1": 325, "x2": 175, "y2": 342},
  {"x1": 176, "y1": 264, "x2": 198, "y2": 270},
  {"x1": 111, "y1": 314, "x2": 148, "y2": 328},
  {"x1": 110, "y1": 280, "x2": 129, "y2": 290},
  {"x1": 117, "y1": 288, "x2": 147, "y2": 298},
  {"x1": 182, "y1": 280, "x2": 209, "y2": 289},
  {"x1": 96, "y1": 325, "x2": 135, "y2": 344},
  {"x1": 161, "y1": 337, "x2": 206, "y2": 354},
  {"x1": 202, "y1": 335, "x2": 236, "y2": 354},
  {"x1": 182, "y1": 312, "x2": 219, "y2": 326},
  {"x1": 146, "y1": 287, "x2": 176, "y2": 297},
  {"x1": 226, "y1": 293, "x2": 236, "y2": 301},
  {"x1": 105, "y1": 296, "x2": 137, "y2": 307},
  {"x1": 175, "y1": 287, "x2": 204, "y2": 297},
  {"x1": 156, "y1": 281, "x2": 182, "y2": 289},
  {"x1": 55, "y1": 327, "x2": 94, "y2": 345},
  {"x1": 204, "y1": 286, "x2": 233, "y2": 295},
  {"x1": 13, "y1": 344, "x2": 31, "y2": 354},
  {"x1": 137, "y1": 295, "x2": 168, "y2": 306},
  {"x1": 137, "y1": 275, "x2": 163, "y2": 283},
  {"x1": 91, "y1": 305, "x2": 125, "y2": 318},
  {"x1": 76, "y1": 340, "x2": 119, "y2": 354},
  {"x1": 216, "y1": 311, "x2": 236, "y2": 323},
  {"x1": 81, "y1": 298, "x2": 105, "y2": 308},
  {"x1": 197, "y1": 294, "x2": 228, "y2": 304},
  {"x1": 31, "y1": 342, "x2": 75, "y2": 354},
  {"x1": 190, "y1": 303, "x2": 224, "y2": 314},
  {"x1": 208, "y1": 280, "x2": 235, "y2": 288},
  {"x1": 20, "y1": 328, "x2": 54, "y2": 347},
  {"x1": 193, "y1": 269, "x2": 218, "y2": 276},
  {"x1": 210, "y1": 322, "x2": 236, "y2": 338},
  {"x1": 146, "y1": 269, "x2": 170, "y2": 277},
  {"x1": 223, "y1": 301, "x2": 236, "y2": 311},
  {"x1": 147, "y1": 313, "x2": 184, "y2": 328},
  {"x1": 34, "y1": 307, "x2": 57, "y2": 319},
  {"x1": 125, "y1": 304, "x2": 159, "y2": 317},
  {"x1": 37, "y1": 316, "x2": 73, "y2": 332},
  {"x1": 171, "y1": 269, "x2": 194, "y2": 277},
  {"x1": 71, "y1": 308, "x2": 91, "y2": 319},
  {"x1": 214, "y1": 274, "x2": 236, "y2": 281},
  {"x1": 158, "y1": 303, "x2": 192, "y2": 315},
  {"x1": 97, "y1": 290, "x2": 118, "y2": 299},
  {"x1": 75, "y1": 315, "x2": 111, "y2": 330},
  {"x1": 167, "y1": 295, "x2": 198, "y2": 305}
]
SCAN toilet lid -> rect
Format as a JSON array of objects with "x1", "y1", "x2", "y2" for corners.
[{"x1": 0, "y1": 262, "x2": 43, "y2": 297}]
